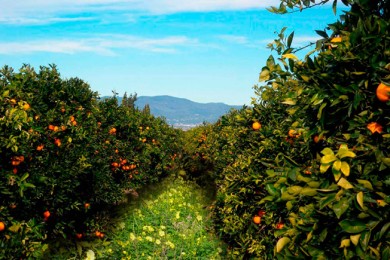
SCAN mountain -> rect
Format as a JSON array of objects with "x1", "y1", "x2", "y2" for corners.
[{"x1": 134, "y1": 95, "x2": 242, "y2": 128}]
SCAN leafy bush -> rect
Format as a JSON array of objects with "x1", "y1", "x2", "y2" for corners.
[
  {"x1": 0, "y1": 65, "x2": 179, "y2": 258},
  {"x1": 184, "y1": 0, "x2": 389, "y2": 258}
]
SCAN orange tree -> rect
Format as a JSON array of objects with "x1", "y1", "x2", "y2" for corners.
[
  {"x1": 184, "y1": 0, "x2": 389, "y2": 258},
  {"x1": 0, "y1": 65, "x2": 179, "y2": 258}
]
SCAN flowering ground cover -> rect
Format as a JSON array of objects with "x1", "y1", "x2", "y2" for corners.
[{"x1": 48, "y1": 176, "x2": 226, "y2": 259}]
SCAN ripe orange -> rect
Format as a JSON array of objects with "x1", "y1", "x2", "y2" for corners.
[
  {"x1": 61, "y1": 107, "x2": 66, "y2": 113},
  {"x1": 329, "y1": 36, "x2": 342, "y2": 49},
  {"x1": 71, "y1": 120, "x2": 77, "y2": 126},
  {"x1": 276, "y1": 222, "x2": 284, "y2": 229},
  {"x1": 9, "y1": 99, "x2": 17, "y2": 105},
  {"x1": 76, "y1": 233, "x2": 83, "y2": 239},
  {"x1": 109, "y1": 128, "x2": 117, "y2": 134},
  {"x1": 252, "y1": 122, "x2": 261, "y2": 130},
  {"x1": 111, "y1": 162, "x2": 119, "y2": 168},
  {"x1": 367, "y1": 122, "x2": 383, "y2": 134},
  {"x1": 48, "y1": 125, "x2": 55, "y2": 131},
  {"x1": 376, "y1": 82, "x2": 390, "y2": 102},
  {"x1": 37, "y1": 144, "x2": 44, "y2": 151},
  {"x1": 54, "y1": 139, "x2": 61, "y2": 147},
  {"x1": 0, "y1": 221, "x2": 5, "y2": 231},
  {"x1": 53, "y1": 126, "x2": 59, "y2": 132},
  {"x1": 84, "y1": 203, "x2": 90, "y2": 209},
  {"x1": 95, "y1": 231, "x2": 101, "y2": 237},
  {"x1": 43, "y1": 210, "x2": 50, "y2": 219},
  {"x1": 12, "y1": 168, "x2": 18, "y2": 174},
  {"x1": 258, "y1": 210, "x2": 266, "y2": 217},
  {"x1": 69, "y1": 116, "x2": 75, "y2": 122},
  {"x1": 23, "y1": 103, "x2": 30, "y2": 110},
  {"x1": 253, "y1": 215, "x2": 261, "y2": 224}
]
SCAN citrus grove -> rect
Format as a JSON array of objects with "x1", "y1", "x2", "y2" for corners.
[
  {"x1": 1, "y1": 0, "x2": 390, "y2": 259},
  {"x1": 181, "y1": 0, "x2": 389, "y2": 259},
  {"x1": 0, "y1": 65, "x2": 180, "y2": 258}
]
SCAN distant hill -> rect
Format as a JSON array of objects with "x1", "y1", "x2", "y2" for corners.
[
  {"x1": 136, "y1": 95, "x2": 242, "y2": 127},
  {"x1": 102, "y1": 95, "x2": 242, "y2": 128}
]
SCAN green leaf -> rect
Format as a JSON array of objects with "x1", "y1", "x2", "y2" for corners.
[
  {"x1": 266, "y1": 184, "x2": 280, "y2": 197},
  {"x1": 337, "y1": 178, "x2": 354, "y2": 189},
  {"x1": 332, "y1": 0, "x2": 337, "y2": 15},
  {"x1": 321, "y1": 154, "x2": 337, "y2": 164},
  {"x1": 300, "y1": 187, "x2": 317, "y2": 196},
  {"x1": 378, "y1": 222, "x2": 390, "y2": 240},
  {"x1": 357, "y1": 192, "x2": 364, "y2": 210},
  {"x1": 317, "y1": 103, "x2": 327, "y2": 120},
  {"x1": 8, "y1": 224, "x2": 21, "y2": 233},
  {"x1": 333, "y1": 197, "x2": 350, "y2": 219},
  {"x1": 339, "y1": 219, "x2": 367, "y2": 234},
  {"x1": 20, "y1": 173, "x2": 29, "y2": 182},
  {"x1": 356, "y1": 179, "x2": 373, "y2": 190},
  {"x1": 340, "y1": 161, "x2": 350, "y2": 176},
  {"x1": 276, "y1": 237, "x2": 291, "y2": 253},
  {"x1": 360, "y1": 231, "x2": 371, "y2": 251},
  {"x1": 287, "y1": 31, "x2": 294, "y2": 48}
]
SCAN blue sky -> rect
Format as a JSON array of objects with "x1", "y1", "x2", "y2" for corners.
[{"x1": 0, "y1": 0, "x2": 342, "y2": 105}]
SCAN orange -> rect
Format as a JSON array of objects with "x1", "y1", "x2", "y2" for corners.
[
  {"x1": 37, "y1": 144, "x2": 44, "y2": 151},
  {"x1": 53, "y1": 126, "x2": 59, "y2": 132},
  {"x1": 258, "y1": 210, "x2": 266, "y2": 217},
  {"x1": 13, "y1": 168, "x2": 18, "y2": 174},
  {"x1": 95, "y1": 231, "x2": 101, "y2": 237},
  {"x1": 69, "y1": 116, "x2": 75, "y2": 122},
  {"x1": 376, "y1": 82, "x2": 390, "y2": 102},
  {"x1": 76, "y1": 233, "x2": 83, "y2": 239},
  {"x1": 84, "y1": 203, "x2": 90, "y2": 209},
  {"x1": 109, "y1": 128, "x2": 116, "y2": 134},
  {"x1": 367, "y1": 122, "x2": 383, "y2": 134},
  {"x1": 54, "y1": 138, "x2": 61, "y2": 147},
  {"x1": 48, "y1": 125, "x2": 55, "y2": 130},
  {"x1": 0, "y1": 221, "x2": 5, "y2": 231},
  {"x1": 329, "y1": 36, "x2": 342, "y2": 49},
  {"x1": 253, "y1": 215, "x2": 261, "y2": 224},
  {"x1": 111, "y1": 162, "x2": 119, "y2": 168},
  {"x1": 276, "y1": 222, "x2": 284, "y2": 229},
  {"x1": 252, "y1": 122, "x2": 261, "y2": 130},
  {"x1": 71, "y1": 121, "x2": 77, "y2": 126},
  {"x1": 9, "y1": 99, "x2": 17, "y2": 105},
  {"x1": 43, "y1": 210, "x2": 50, "y2": 219},
  {"x1": 23, "y1": 103, "x2": 30, "y2": 110},
  {"x1": 61, "y1": 107, "x2": 65, "y2": 113}
]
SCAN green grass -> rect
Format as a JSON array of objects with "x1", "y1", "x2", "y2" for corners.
[{"x1": 49, "y1": 176, "x2": 226, "y2": 259}]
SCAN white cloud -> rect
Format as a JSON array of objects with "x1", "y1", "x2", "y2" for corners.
[
  {"x1": 0, "y1": 0, "x2": 281, "y2": 24},
  {"x1": 218, "y1": 35, "x2": 248, "y2": 45},
  {"x1": 0, "y1": 35, "x2": 198, "y2": 55}
]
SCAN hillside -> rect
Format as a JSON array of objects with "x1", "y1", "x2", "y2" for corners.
[{"x1": 135, "y1": 95, "x2": 242, "y2": 128}]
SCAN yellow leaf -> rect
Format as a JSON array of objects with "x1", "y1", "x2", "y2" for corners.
[
  {"x1": 350, "y1": 234, "x2": 361, "y2": 246},
  {"x1": 333, "y1": 160, "x2": 341, "y2": 171},
  {"x1": 337, "y1": 177, "x2": 354, "y2": 189},
  {"x1": 340, "y1": 161, "x2": 350, "y2": 176},
  {"x1": 282, "y1": 53, "x2": 298, "y2": 60},
  {"x1": 339, "y1": 239, "x2": 350, "y2": 248},
  {"x1": 276, "y1": 237, "x2": 291, "y2": 253},
  {"x1": 357, "y1": 192, "x2": 364, "y2": 210}
]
